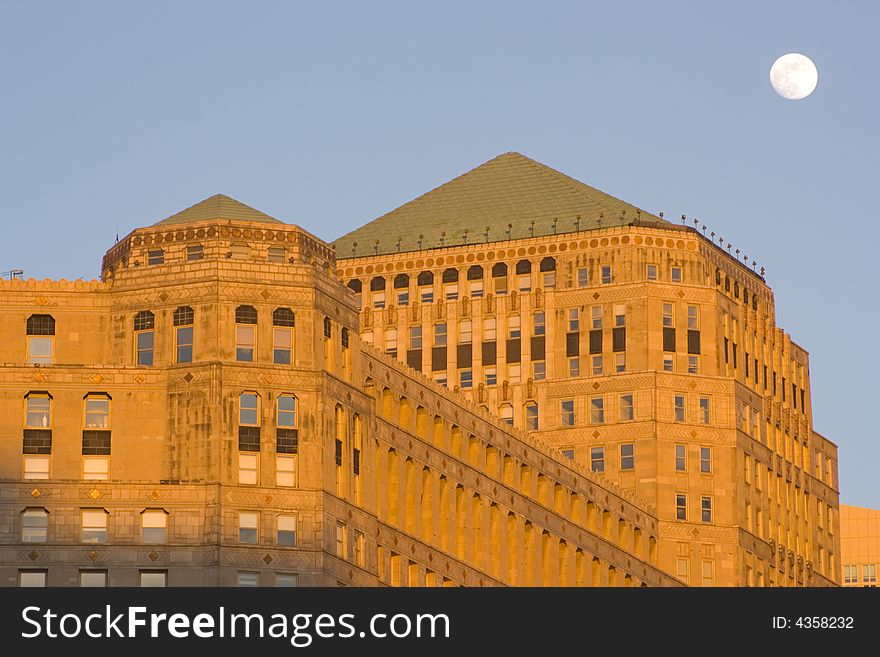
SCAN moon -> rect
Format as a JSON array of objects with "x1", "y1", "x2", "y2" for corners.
[{"x1": 770, "y1": 53, "x2": 818, "y2": 100}]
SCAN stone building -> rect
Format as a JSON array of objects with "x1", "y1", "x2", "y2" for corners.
[
  {"x1": 841, "y1": 504, "x2": 879, "y2": 586},
  {"x1": 0, "y1": 153, "x2": 838, "y2": 586}
]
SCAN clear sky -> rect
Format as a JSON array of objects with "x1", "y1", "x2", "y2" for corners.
[{"x1": 1, "y1": 1, "x2": 876, "y2": 506}]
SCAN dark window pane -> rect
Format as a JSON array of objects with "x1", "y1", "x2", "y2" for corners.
[
  {"x1": 457, "y1": 343, "x2": 473, "y2": 369},
  {"x1": 482, "y1": 341, "x2": 496, "y2": 366},
  {"x1": 82, "y1": 430, "x2": 111, "y2": 456},
  {"x1": 238, "y1": 426, "x2": 261, "y2": 452},
  {"x1": 589, "y1": 330, "x2": 602, "y2": 355},
  {"x1": 687, "y1": 330, "x2": 701, "y2": 355},
  {"x1": 173, "y1": 306, "x2": 194, "y2": 326},
  {"x1": 531, "y1": 335, "x2": 546, "y2": 360},
  {"x1": 272, "y1": 308, "x2": 295, "y2": 327},
  {"x1": 431, "y1": 347, "x2": 447, "y2": 372},
  {"x1": 663, "y1": 327, "x2": 676, "y2": 352},
  {"x1": 235, "y1": 306, "x2": 258, "y2": 324},
  {"x1": 276, "y1": 428, "x2": 298, "y2": 454},
  {"x1": 134, "y1": 311, "x2": 155, "y2": 331},
  {"x1": 612, "y1": 327, "x2": 626, "y2": 352},
  {"x1": 505, "y1": 338, "x2": 521, "y2": 363},
  {"x1": 406, "y1": 349, "x2": 422, "y2": 370},
  {"x1": 26, "y1": 315, "x2": 56, "y2": 336},
  {"x1": 23, "y1": 429, "x2": 52, "y2": 454},
  {"x1": 566, "y1": 332, "x2": 580, "y2": 357}
]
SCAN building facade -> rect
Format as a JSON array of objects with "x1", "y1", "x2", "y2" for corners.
[
  {"x1": 841, "y1": 504, "x2": 879, "y2": 586},
  {"x1": 0, "y1": 153, "x2": 839, "y2": 587},
  {"x1": 335, "y1": 152, "x2": 840, "y2": 586},
  {"x1": 0, "y1": 194, "x2": 676, "y2": 587}
]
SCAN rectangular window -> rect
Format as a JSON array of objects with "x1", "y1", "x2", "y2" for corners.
[
  {"x1": 508, "y1": 363, "x2": 521, "y2": 383},
  {"x1": 494, "y1": 274, "x2": 507, "y2": 296},
  {"x1": 80, "y1": 571, "x2": 107, "y2": 587},
  {"x1": 409, "y1": 325, "x2": 422, "y2": 350},
  {"x1": 671, "y1": 267, "x2": 682, "y2": 283},
  {"x1": 82, "y1": 456, "x2": 109, "y2": 481},
  {"x1": 434, "y1": 323, "x2": 447, "y2": 347},
  {"x1": 701, "y1": 561, "x2": 715, "y2": 587},
  {"x1": 26, "y1": 395, "x2": 51, "y2": 429},
  {"x1": 561, "y1": 399, "x2": 575, "y2": 426},
  {"x1": 459, "y1": 320, "x2": 473, "y2": 344},
  {"x1": 864, "y1": 564, "x2": 877, "y2": 584},
  {"x1": 421, "y1": 287, "x2": 433, "y2": 304},
  {"x1": 663, "y1": 354, "x2": 674, "y2": 371},
  {"x1": 434, "y1": 372, "x2": 447, "y2": 387},
  {"x1": 591, "y1": 355, "x2": 603, "y2": 375},
  {"x1": 236, "y1": 325, "x2": 255, "y2": 362},
  {"x1": 508, "y1": 315, "x2": 521, "y2": 339},
  {"x1": 82, "y1": 510, "x2": 107, "y2": 543},
  {"x1": 147, "y1": 249, "x2": 164, "y2": 265},
  {"x1": 140, "y1": 571, "x2": 167, "y2": 587},
  {"x1": 613, "y1": 305, "x2": 626, "y2": 328},
  {"x1": 568, "y1": 308, "x2": 580, "y2": 332},
  {"x1": 590, "y1": 397, "x2": 604, "y2": 424},
  {"x1": 619, "y1": 394, "x2": 634, "y2": 421},
  {"x1": 239, "y1": 512, "x2": 258, "y2": 544},
  {"x1": 276, "y1": 455, "x2": 296, "y2": 487},
  {"x1": 278, "y1": 515, "x2": 296, "y2": 547},
  {"x1": 676, "y1": 494, "x2": 687, "y2": 520},
  {"x1": 590, "y1": 446, "x2": 605, "y2": 472},
  {"x1": 469, "y1": 280, "x2": 484, "y2": 298},
  {"x1": 22, "y1": 509, "x2": 48, "y2": 543},
  {"x1": 239, "y1": 453, "x2": 258, "y2": 485},
  {"x1": 662, "y1": 303, "x2": 674, "y2": 327},
  {"x1": 27, "y1": 336, "x2": 54, "y2": 365},
  {"x1": 533, "y1": 361, "x2": 545, "y2": 381},
  {"x1": 561, "y1": 448, "x2": 575, "y2": 460},
  {"x1": 485, "y1": 367, "x2": 497, "y2": 386},
  {"x1": 620, "y1": 443, "x2": 634, "y2": 470},
  {"x1": 646, "y1": 264, "x2": 658, "y2": 280},
  {"x1": 525, "y1": 403, "x2": 538, "y2": 431},
  {"x1": 700, "y1": 447, "x2": 712, "y2": 473},
  {"x1": 141, "y1": 510, "x2": 167, "y2": 543},
  {"x1": 397, "y1": 290, "x2": 409, "y2": 306},
  {"x1": 591, "y1": 306, "x2": 602, "y2": 330},
  {"x1": 19, "y1": 570, "x2": 47, "y2": 587},
  {"x1": 459, "y1": 369, "x2": 473, "y2": 388},
  {"x1": 444, "y1": 282, "x2": 458, "y2": 301},
  {"x1": 675, "y1": 444, "x2": 686, "y2": 471},
  {"x1": 373, "y1": 291, "x2": 386, "y2": 309},
  {"x1": 543, "y1": 271, "x2": 556, "y2": 289},
  {"x1": 483, "y1": 317, "x2": 497, "y2": 341},
  {"x1": 687, "y1": 305, "x2": 699, "y2": 329},
  {"x1": 175, "y1": 326, "x2": 194, "y2": 363},
  {"x1": 186, "y1": 245, "x2": 204, "y2": 261},
  {"x1": 843, "y1": 565, "x2": 856, "y2": 584},
  {"x1": 533, "y1": 312, "x2": 545, "y2": 336},
  {"x1": 674, "y1": 395, "x2": 685, "y2": 422},
  {"x1": 699, "y1": 397, "x2": 711, "y2": 424},
  {"x1": 676, "y1": 558, "x2": 689, "y2": 584},
  {"x1": 385, "y1": 327, "x2": 398, "y2": 357},
  {"x1": 577, "y1": 268, "x2": 589, "y2": 288},
  {"x1": 688, "y1": 355, "x2": 699, "y2": 374},
  {"x1": 136, "y1": 330, "x2": 154, "y2": 366},
  {"x1": 701, "y1": 497, "x2": 713, "y2": 523},
  {"x1": 600, "y1": 266, "x2": 612, "y2": 284},
  {"x1": 614, "y1": 353, "x2": 626, "y2": 372},
  {"x1": 273, "y1": 328, "x2": 292, "y2": 365},
  {"x1": 237, "y1": 572, "x2": 259, "y2": 587},
  {"x1": 517, "y1": 274, "x2": 531, "y2": 293},
  {"x1": 336, "y1": 522, "x2": 347, "y2": 559}
]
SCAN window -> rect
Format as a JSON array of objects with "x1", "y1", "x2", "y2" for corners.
[
  {"x1": 843, "y1": 565, "x2": 857, "y2": 584},
  {"x1": 459, "y1": 320, "x2": 472, "y2": 344},
  {"x1": 239, "y1": 393, "x2": 258, "y2": 425},
  {"x1": 701, "y1": 561, "x2": 715, "y2": 587},
  {"x1": 408, "y1": 325, "x2": 422, "y2": 350},
  {"x1": 525, "y1": 402, "x2": 538, "y2": 431},
  {"x1": 533, "y1": 361, "x2": 545, "y2": 381},
  {"x1": 563, "y1": 357, "x2": 577, "y2": 377},
  {"x1": 533, "y1": 312, "x2": 545, "y2": 336},
  {"x1": 434, "y1": 323, "x2": 447, "y2": 347},
  {"x1": 516, "y1": 260, "x2": 531, "y2": 292},
  {"x1": 238, "y1": 572, "x2": 259, "y2": 587},
  {"x1": 561, "y1": 448, "x2": 575, "y2": 460},
  {"x1": 614, "y1": 353, "x2": 626, "y2": 372},
  {"x1": 80, "y1": 571, "x2": 107, "y2": 587},
  {"x1": 675, "y1": 444, "x2": 686, "y2": 471},
  {"x1": 619, "y1": 394, "x2": 634, "y2": 421},
  {"x1": 141, "y1": 510, "x2": 167, "y2": 543},
  {"x1": 676, "y1": 559, "x2": 689, "y2": 584},
  {"x1": 589, "y1": 397, "x2": 604, "y2": 424},
  {"x1": 278, "y1": 515, "x2": 296, "y2": 547},
  {"x1": 26, "y1": 394, "x2": 51, "y2": 428},
  {"x1": 394, "y1": 274, "x2": 409, "y2": 306},
  {"x1": 19, "y1": 570, "x2": 47, "y2": 587},
  {"x1": 613, "y1": 305, "x2": 626, "y2": 328},
  {"x1": 272, "y1": 308, "x2": 295, "y2": 365},
  {"x1": 590, "y1": 447, "x2": 605, "y2": 472},
  {"x1": 235, "y1": 305, "x2": 257, "y2": 362},
  {"x1": 186, "y1": 244, "x2": 203, "y2": 261},
  {"x1": 172, "y1": 306, "x2": 194, "y2": 363},
  {"x1": 84, "y1": 395, "x2": 110, "y2": 430},
  {"x1": 700, "y1": 447, "x2": 712, "y2": 473},
  {"x1": 540, "y1": 257, "x2": 556, "y2": 289},
  {"x1": 646, "y1": 264, "x2": 657, "y2": 280},
  {"x1": 371, "y1": 277, "x2": 386, "y2": 309},
  {"x1": 336, "y1": 522, "x2": 348, "y2": 558},
  {"x1": 508, "y1": 315, "x2": 521, "y2": 339},
  {"x1": 239, "y1": 453, "x2": 258, "y2": 484},
  {"x1": 239, "y1": 512, "x2": 258, "y2": 544},
  {"x1": 347, "y1": 280, "x2": 362, "y2": 309},
  {"x1": 508, "y1": 363, "x2": 521, "y2": 383},
  {"x1": 24, "y1": 456, "x2": 49, "y2": 480},
  {"x1": 600, "y1": 266, "x2": 612, "y2": 284},
  {"x1": 500, "y1": 405, "x2": 514, "y2": 426},
  {"x1": 577, "y1": 268, "x2": 589, "y2": 288},
  {"x1": 147, "y1": 248, "x2": 164, "y2": 265},
  {"x1": 460, "y1": 369, "x2": 473, "y2": 388},
  {"x1": 671, "y1": 267, "x2": 682, "y2": 283},
  {"x1": 864, "y1": 564, "x2": 877, "y2": 584},
  {"x1": 82, "y1": 509, "x2": 108, "y2": 543},
  {"x1": 674, "y1": 395, "x2": 685, "y2": 422},
  {"x1": 268, "y1": 246, "x2": 285, "y2": 263},
  {"x1": 591, "y1": 355, "x2": 602, "y2": 375},
  {"x1": 676, "y1": 494, "x2": 687, "y2": 520},
  {"x1": 83, "y1": 457, "x2": 109, "y2": 480},
  {"x1": 591, "y1": 306, "x2": 602, "y2": 330},
  {"x1": 418, "y1": 271, "x2": 434, "y2": 303},
  {"x1": 442, "y1": 268, "x2": 459, "y2": 301},
  {"x1": 355, "y1": 531, "x2": 366, "y2": 567},
  {"x1": 22, "y1": 509, "x2": 48, "y2": 543},
  {"x1": 466, "y1": 265, "x2": 484, "y2": 298},
  {"x1": 483, "y1": 317, "x2": 496, "y2": 341},
  {"x1": 384, "y1": 327, "x2": 398, "y2": 357},
  {"x1": 485, "y1": 367, "x2": 497, "y2": 386},
  {"x1": 26, "y1": 314, "x2": 55, "y2": 365},
  {"x1": 688, "y1": 355, "x2": 699, "y2": 374},
  {"x1": 134, "y1": 311, "x2": 155, "y2": 366},
  {"x1": 662, "y1": 303, "x2": 674, "y2": 328},
  {"x1": 687, "y1": 305, "x2": 699, "y2": 329},
  {"x1": 699, "y1": 397, "x2": 711, "y2": 424},
  {"x1": 620, "y1": 444, "x2": 634, "y2": 470},
  {"x1": 434, "y1": 372, "x2": 447, "y2": 387},
  {"x1": 561, "y1": 399, "x2": 575, "y2": 426},
  {"x1": 663, "y1": 354, "x2": 674, "y2": 371},
  {"x1": 276, "y1": 574, "x2": 299, "y2": 587},
  {"x1": 277, "y1": 453, "x2": 296, "y2": 487},
  {"x1": 568, "y1": 308, "x2": 580, "y2": 332},
  {"x1": 701, "y1": 497, "x2": 713, "y2": 523},
  {"x1": 492, "y1": 263, "x2": 508, "y2": 295},
  {"x1": 140, "y1": 571, "x2": 167, "y2": 587}
]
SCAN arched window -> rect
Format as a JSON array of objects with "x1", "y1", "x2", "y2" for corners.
[
  {"x1": 540, "y1": 257, "x2": 556, "y2": 289},
  {"x1": 418, "y1": 271, "x2": 434, "y2": 303},
  {"x1": 394, "y1": 274, "x2": 410, "y2": 306},
  {"x1": 467, "y1": 265, "x2": 484, "y2": 298},
  {"x1": 442, "y1": 269, "x2": 459, "y2": 301},
  {"x1": 371, "y1": 276, "x2": 386, "y2": 309},
  {"x1": 173, "y1": 306, "x2": 194, "y2": 364},
  {"x1": 539, "y1": 257, "x2": 556, "y2": 272},
  {"x1": 347, "y1": 279, "x2": 363, "y2": 310},
  {"x1": 525, "y1": 402, "x2": 538, "y2": 431},
  {"x1": 516, "y1": 260, "x2": 532, "y2": 292},
  {"x1": 273, "y1": 308, "x2": 295, "y2": 365},
  {"x1": 235, "y1": 306, "x2": 257, "y2": 362},
  {"x1": 515, "y1": 260, "x2": 532, "y2": 274},
  {"x1": 492, "y1": 262, "x2": 508, "y2": 295},
  {"x1": 417, "y1": 271, "x2": 433, "y2": 286},
  {"x1": 394, "y1": 273, "x2": 409, "y2": 288},
  {"x1": 134, "y1": 311, "x2": 155, "y2": 366},
  {"x1": 26, "y1": 315, "x2": 55, "y2": 365}
]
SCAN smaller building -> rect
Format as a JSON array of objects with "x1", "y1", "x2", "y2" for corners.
[{"x1": 840, "y1": 504, "x2": 880, "y2": 587}]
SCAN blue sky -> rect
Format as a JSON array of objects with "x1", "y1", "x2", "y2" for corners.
[{"x1": 1, "y1": 1, "x2": 877, "y2": 506}]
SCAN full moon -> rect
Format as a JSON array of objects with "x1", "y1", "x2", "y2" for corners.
[{"x1": 769, "y1": 53, "x2": 818, "y2": 100}]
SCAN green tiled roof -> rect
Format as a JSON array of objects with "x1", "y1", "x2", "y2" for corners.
[
  {"x1": 333, "y1": 152, "x2": 666, "y2": 258},
  {"x1": 153, "y1": 194, "x2": 284, "y2": 226}
]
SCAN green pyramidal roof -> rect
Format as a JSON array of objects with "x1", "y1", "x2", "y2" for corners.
[
  {"x1": 333, "y1": 152, "x2": 666, "y2": 258},
  {"x1": 153, "y1": 194, "x2": 284, "y2": 226}
]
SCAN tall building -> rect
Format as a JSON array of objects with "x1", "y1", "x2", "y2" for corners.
[
  {"x1": 841, "y1": 504, "x2": 879, "y2": 586},
  {"x1": 0, "y1": 194, "x2": 676, "y2": 587},
  {"x1": 335, "y1": 152, "x2": 840, "y2": 586},
  {"x1": 0, "y1": 153, "x2": 839, "y2": 587}
]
